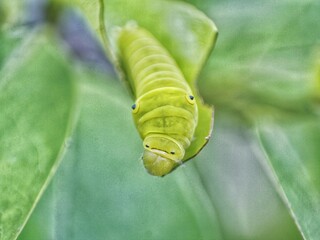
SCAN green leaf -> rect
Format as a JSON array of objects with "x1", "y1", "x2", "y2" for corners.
[
  {"x1": 195, "y1": 116, "x2": 303, "y2": 240},
  {"x1": 197, "y1": 1, "x2": 320, "y2": 120},
  {"x1": 104, "y1": 0, "x2": 218, "y2": 84},
  {"x1": 0, "y1": 10, "x2": 25, "y2": 69},
  {"x1": 19, "y1": 69, "x2": 223, "y2": 240},
  {"x1": 189, "y1": 0, "x2": 320, "y2": 238},
  {"x1": 315, "y1": 53, "x2": 320, "y2": 97},
  {"x1": 257, "y1": 118, "x2": 320, "y2": 240},
  {"x1": 0, "y1": 31, "x2": 21, "y2": 69},
  {"x1": 0, "y1": 30, "x2": 77, "y2": 240},
  {"x1": 0, "y1": 0, "x2": 25, "y2": 30}
]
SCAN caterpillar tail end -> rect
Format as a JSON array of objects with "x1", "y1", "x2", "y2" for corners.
[{"x1": 142, "y1": 150, "x2": 177, "y2": 177}]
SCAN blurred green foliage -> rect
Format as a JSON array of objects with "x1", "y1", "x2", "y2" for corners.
[
  {"x1": 0, "y1": 29, "x2": 76, "y2": 239},
  {"x1": 1, "y1": 0, "x2": 319, "y2": 240},
  {"x1": 196, "y1": 1, "x2": 320, "y2": 122}
]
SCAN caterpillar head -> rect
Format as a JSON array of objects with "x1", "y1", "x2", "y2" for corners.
[{"x1": 142, "y1": 134, "x2": 185, "y2": 176}]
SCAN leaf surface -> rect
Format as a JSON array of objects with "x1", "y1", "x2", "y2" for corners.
[
  {"x1": 257, "y1": 118, "x2": 320, "y2": 240},
  {"x1": 0, "y1": 30, "x2": 76, "y2": 240},
  {"x1": 20, "y1": 69, "x2": 223, "y2": 240}
]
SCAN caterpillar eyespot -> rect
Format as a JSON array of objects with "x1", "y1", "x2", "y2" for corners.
[
  {"x1": 186, "y1": 94, "x2": 195, "y2": 105},
  {"x1": 118, "y1": 26, "x2": 198, "y2": 177},
  {"x1": 131, "y1": 102, "x2": 139, "y2": 113}
]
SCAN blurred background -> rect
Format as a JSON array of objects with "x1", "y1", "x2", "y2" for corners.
[{"x1": 2, "y1": 0, "x2": 320, "y2": 239}]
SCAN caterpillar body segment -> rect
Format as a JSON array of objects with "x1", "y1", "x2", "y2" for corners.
[{"x1": 118, "y1": 26, "x2": 198, "y2": 176}]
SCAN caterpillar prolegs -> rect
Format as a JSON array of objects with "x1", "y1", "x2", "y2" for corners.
[{"x1": 118, "y1": 26, "x2": 198, "y2": 176}]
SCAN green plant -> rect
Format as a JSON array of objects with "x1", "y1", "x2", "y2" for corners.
[{"x1": 0, "y1": 0, "x2": 319, "y2": 239}]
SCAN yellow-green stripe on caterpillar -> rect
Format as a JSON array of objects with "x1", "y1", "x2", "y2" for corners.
[{"x1": 118, "y1": 26, "x2": 198, "y2": 176}]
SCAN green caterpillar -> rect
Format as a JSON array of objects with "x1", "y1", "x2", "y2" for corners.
[{"x1": 117, "y1": 26, "x2": 198, "y2": 176}]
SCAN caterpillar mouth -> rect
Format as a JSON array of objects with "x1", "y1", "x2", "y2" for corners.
[
  {"x1": 142, "y1": 149, "x2": 177, "y2": 177},
  {"x1": 143, "y1": 134, "x2": 185, "y2": 162},
  {"x1": 150, "y1": 148, "x2": 169, "y2": 156},
  {"x1": 147, "y1": 147, "x2": 177, "y2": 161}
]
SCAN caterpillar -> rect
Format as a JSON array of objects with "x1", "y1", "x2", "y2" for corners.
[{"x1": 117, "y1": 26, "x2": 198, "y2": 177}]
